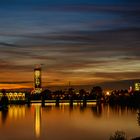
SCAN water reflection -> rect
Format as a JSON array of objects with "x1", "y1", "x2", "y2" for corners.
[
  {"x1": 35, "y1": 105, "x2": 41, "y2": 138},
  {"x1": 137, "y1": 110, "x2": 140, "y2": 127},
  {"x1": 9, "y1": 105, "x2": 25, "y2": 119},
  {"x1": 91, "y1": 104, "x2": 102, "y2": 117},
  {"x1": 1, "y1": 110, "x2": 8, "y2": 125},
  {"x1": 0, "y1": 104, "x2": 140, "y2": 140}
]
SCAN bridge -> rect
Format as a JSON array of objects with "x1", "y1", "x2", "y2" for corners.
[
  {"x1": 0, "y1": 92, "x2": 99, "y2": 106},
  {"x1": 30, "y1": 99, "x2": 97, "y2": 103}
]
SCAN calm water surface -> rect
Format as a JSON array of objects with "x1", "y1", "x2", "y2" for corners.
[{"x1": 0, "y1": 103, "x2": 140, "y2": 140}]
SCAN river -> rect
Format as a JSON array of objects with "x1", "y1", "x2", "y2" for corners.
[{"x1": 0, "y1": 103, "x2": 140, "y2": 140}]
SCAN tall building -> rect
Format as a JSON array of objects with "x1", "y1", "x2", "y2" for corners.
[
  {"x1": 135, "y1": 83, "x2": 140, "y2": 91},
  {"x1": 34, "y1": 67, "x2": 41, "y2": 89},
  {"x1": 33, "y1": 65, "x2": 42, "y2": 94}
]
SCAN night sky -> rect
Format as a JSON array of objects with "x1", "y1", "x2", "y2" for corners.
[{"x1": 0, "y1": 0, "x2": 140, "y2": 89}]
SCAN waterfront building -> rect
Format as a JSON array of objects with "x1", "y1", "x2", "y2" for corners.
[
  {"x1": 33, "y1": 65, "x2": 42, "y2": 94},
  {"x1": 135, "y1": 83, "x2": 140, "y2": 91},
  {"x1": 0, "y1": 92, "x2": 25, "y2": 101}
]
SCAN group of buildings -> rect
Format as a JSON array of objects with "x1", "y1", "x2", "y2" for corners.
[
  {"x1": 0, "y1": 65, "x2": 140, "y2": 101},
  {"x1": 0, "y1": 66, "x2": 42, "y2": 101}
]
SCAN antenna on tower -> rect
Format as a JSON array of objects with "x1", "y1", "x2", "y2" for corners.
[{"x1": 69, "y1": 81, "x2": 71, "y2": 88}]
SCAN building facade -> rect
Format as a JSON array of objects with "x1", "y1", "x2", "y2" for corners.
[
  {"x1": 34, "y1": 67, "x2": 42, "y2": 89},
  {"x1": 135, "y1": 83, "x2": 140, "y2": 91},
  {"x1": 33, "y1": 66, "x2": 42, "y2": 94}
]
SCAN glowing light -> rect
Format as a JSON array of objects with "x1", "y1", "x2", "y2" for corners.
[
  {"x1": 128, "y1": 86, "x2": 133, "y2": 93},
  {"x1": 34, "y1": 68, "x2": 41, "y2": 89},
  {"x1": 31, "y1": 88, "x2": 42, "y2": 94},
  {"x1": 135, "y1": 83, "x2": 140, "y2": 91},
  {"x1": 0, "y1": 92, "x2": 25, "y2": 101},
  {"x1": 9, "y1": 106, "x2": 25, "y2": 119},
  {"x1": 35, "y1": 105, "x2": 41, "y2": 138},
  {"x1": 106, "y1": 91, "x2": 110, "y2": 96}
]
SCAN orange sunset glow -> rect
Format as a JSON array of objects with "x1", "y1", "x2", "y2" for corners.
[{"x1": 0, "y1": 0, "x2": 139, "y2": 90}]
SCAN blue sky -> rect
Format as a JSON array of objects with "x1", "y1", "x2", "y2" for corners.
[
  {"x1": 0, "y1": 0, "x2": 139, "y2": 5},
  {"x1": 0, "y1": 0, "x2": 140, "y2": 88}
]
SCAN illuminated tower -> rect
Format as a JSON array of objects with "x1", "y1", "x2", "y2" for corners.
[
  {"x1": 135, "y1": 83, "x2": 140, "y2": 91},
  {"x1": 34, "y1": 65, "x2": 42, "y2": 94}
]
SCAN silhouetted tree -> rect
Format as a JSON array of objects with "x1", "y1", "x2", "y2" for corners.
[
  {"x1": 79, "y1": 89, "x2": 86, "y2": 100},
  {"x1": 90, "y1": 86, "x2": 103, "y2": 100},
  {"x1": 42, "y1": 89, "x2": 52, "y2": 99},
  {"x1": 132, "y1": 137, "x2": 140, "y2": 140},
  {"x1": 0, "y1": 89, "x2": 9, "y2": 108},
  {"x1": 109, "y1": 131, "x2": 127, "y2": 140}
]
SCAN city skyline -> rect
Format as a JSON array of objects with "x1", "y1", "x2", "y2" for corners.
[{"x1": 0, "y1": 0, "x2": 140, "y2": 89}]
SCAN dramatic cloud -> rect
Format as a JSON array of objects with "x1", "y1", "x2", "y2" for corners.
[{"x1": 0, "y1": 0, "x2": 140, "y2": 88}]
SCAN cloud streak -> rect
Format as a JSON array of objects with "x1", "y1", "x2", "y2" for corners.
[{"x1": 0, "y1": 0, "x2": 140, "y2": 88}]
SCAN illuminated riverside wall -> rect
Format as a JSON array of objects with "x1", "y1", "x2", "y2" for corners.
[{"x1": 0, "y1": 92, "x2": 26, "y2": 101}]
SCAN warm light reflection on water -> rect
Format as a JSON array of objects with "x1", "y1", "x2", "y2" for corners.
[
  {"x1": 9, "y1": 106, "x2": 25, "y2": 119},
  {"x1": 35, "y1": 105, "x2": 41, "y2": 138},
  {"x1": 0, "y1": 104, "x2": 140, "y2": 140}
]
